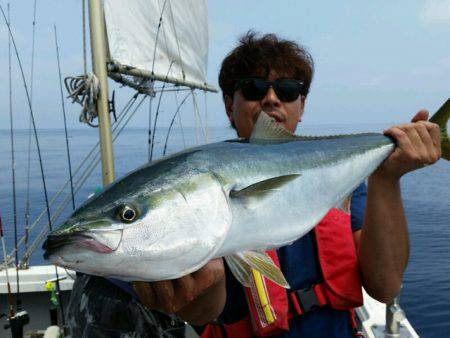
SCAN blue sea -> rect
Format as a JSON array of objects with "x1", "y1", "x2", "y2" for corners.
[{"x1": 0, "y1": 125, "x2": 449, "y2": 337}]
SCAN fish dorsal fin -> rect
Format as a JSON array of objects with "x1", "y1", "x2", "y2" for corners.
[
  {"x1": 229, "y1": 174, "x2": 300, "y2": 199},
  {"x1": 250, "y1": 111, "x2": 298, "y2": 142},
  {"x1": 225, "y1": 250, "x2": 290, "y2": 288}
]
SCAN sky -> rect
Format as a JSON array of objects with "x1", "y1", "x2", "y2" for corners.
[{"x1": 0, "y1": 0, "x2": 449, "y2": 129}]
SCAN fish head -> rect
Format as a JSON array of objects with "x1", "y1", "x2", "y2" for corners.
[
  {"x1": 42, "y1": 189, "x2": 148, "y2": 268},
  {"x1": 43, "y1": 170, "x2": 231, "y2": 281}
]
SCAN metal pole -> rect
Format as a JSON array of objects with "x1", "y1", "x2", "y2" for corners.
[
  {"x1": 385, "y1": 293, "x2": 406, "y2": 337},
  {"x1": 88, "y1": 0, "x2": 115, "y2": 185}
]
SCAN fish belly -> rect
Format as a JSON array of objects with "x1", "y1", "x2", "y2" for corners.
[{"x1": 216, "y1": 144, "x2": 393, "y2": 256}]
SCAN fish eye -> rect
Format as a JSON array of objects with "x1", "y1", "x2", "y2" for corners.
[{"x1": 118, "y1": 205, "x2": 138, "y2": 223}]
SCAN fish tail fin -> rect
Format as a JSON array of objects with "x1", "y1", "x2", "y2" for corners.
[{"x1": 430, "y1": 99, "x2": 450, "y2": 161}]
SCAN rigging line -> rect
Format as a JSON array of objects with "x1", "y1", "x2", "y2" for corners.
[
  {"x1": 192, "y1": 89, "x2": 207, "y2": 141},
  {"x1": 163, "y1": 91, "x2": 192, "y2": 156},
  {"x1": 204, "y1": 90, "x2": 209, "y2": 142},
  {"x1": 174, "y1": 90, "x2": 186, "y2": 148},
  {"x1": 191, "y1": 89, "x2": 202, "y2": 145},
  {"x1": 148, "y1": 93, "x2": 153, "y2": 162},
  {"x1": 25, "y1": 0, "x2": 38, "y2": 261},
  {"x1": 0, "y1": 215, "x2": 15, "y2": 318},
  {"x1": 22, "y1": 95, "x2": 148, "y2": 261},
  {"x1": 151, "y1": 0, "x2": 168, "y2": 75},
  {"x1": 82, "y1": 0, "x2": 88, "y2": 77},
  {"x1": 5, "y1": 94, "x2": 140, "y2": 265},
  {"x1": 0, "y1": 6, "x2": 65, "y2": 324},
  {"x1": 159, "y1": 0, "x2": 176, "y2": 80},
  {"x1": 167, "y1": 0, "x2": 185, "y2": 79},
  {"x1": 18, "y1": 93, "x2": 142, "y2": 263},
  {"x1": 150, "y1": 61, "x2": 176, "y2": 161},
  {"x1": 7, "y1": 3, "x2": 21, "y2": 305},
  {"x1": 11, "y1": 93, "x2": 140, "y2": 264},
  {"x1": 54, "y1": 26, "x2": 75, "y2": 211}
]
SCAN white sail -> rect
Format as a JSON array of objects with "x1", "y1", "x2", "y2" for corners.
[{"x1": 104, "y1": 0, "x2": 209, "y2": 89}]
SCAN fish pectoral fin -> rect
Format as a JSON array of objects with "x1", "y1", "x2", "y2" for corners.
[
  {"x1": 224, "y1": 254, "x2": 252, "y2": 287},
  {"x1": 225, "y1": 251, "x2": 290, "y2": 289},
  {"x1": 229, "y1": 174, "x2": 300, "y2": 199},
  {"x1": 335, "y1": 192, "x2": 353, "y2": 214}
]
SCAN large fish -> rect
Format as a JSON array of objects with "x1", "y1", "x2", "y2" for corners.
[{"x1": 43, "y1": 100, "x2": 450, "y2": 287}]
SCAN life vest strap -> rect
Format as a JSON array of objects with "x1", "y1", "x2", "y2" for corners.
[{"x1": 288, "y1": 283, "x2": 329, "y2": 316}]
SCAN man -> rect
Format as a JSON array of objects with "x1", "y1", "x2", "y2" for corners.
[{"x1": 134, "y1": 31, "x2": 442, "y2": 337}]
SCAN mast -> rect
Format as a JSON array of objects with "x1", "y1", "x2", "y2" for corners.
[{"x1": 88, "y1": 0, "x2": 115, "y2": 185}]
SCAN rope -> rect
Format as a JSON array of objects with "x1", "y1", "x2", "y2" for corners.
[
  {"x1": 149, "y1": 61, "x2": 175, "y2": 161},
  {"x1": 82, "y1": 0, "x2": 87, "y2": 77},
  {"x1": 167, "y1": 0, "x2": 185, "y2": 79},
  {"x1": 191, "y1": 89, "x2": 208, "y2": 144},
  {"x1": 148, "y1": 92, "x2": 154, "y2": 162},
  {"x1": 151, "y1": 0, "x2": 168, "y2": 75},
  {"x1": 64, "y1": 73, "x2": 100, "y2": 127},
  {"x1": 204, "y1": 91, "x2": 209, "y2": 143},
  {"x1": 163, "y1": 91, "x2": 192, "y2": 156},
  {"x1": 174, "y1": 90, "x2": 186, "y2": 148}
]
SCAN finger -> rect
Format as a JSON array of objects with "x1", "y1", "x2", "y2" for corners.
[
  {"x1": 425, "y1": 122, "x2": 442, "y2": 152},
  {"x1": 411, "y1": 109, "x2": 429, "y2": 123},
  {"x1": 403, "y1": 124, "x2": 429, "y2": 159},
  {"x1": 191, "y1": 259, "x2": 225, "y2": 290},
  {"x1": 152, "y1": 280, "x2": 179, "y2": 313},
  {"x1": 172, "y1": 274, "x2": 197, "y2": 304},
  {"x1": 384, "y1": 127, "x2": 416, "y2": 155},
  {"x1": 133, "y1": 281, "x2": 157, "y2": 309},
  {"x1": 416, "y1": 122, "x2": 440, "y2": 162}
]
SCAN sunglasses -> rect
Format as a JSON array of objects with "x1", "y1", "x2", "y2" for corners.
[{"x1": 234, "y1": 78, "x2": 305, "y2": 102}]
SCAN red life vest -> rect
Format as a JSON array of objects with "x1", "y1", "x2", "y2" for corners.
[{"x1": 201, "y1": 208, "x2": 363, "y2": 338}]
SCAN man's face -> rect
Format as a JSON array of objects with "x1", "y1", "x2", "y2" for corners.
[{"x1": 225, "y1": 70, "x2": 305, "y2": 138}]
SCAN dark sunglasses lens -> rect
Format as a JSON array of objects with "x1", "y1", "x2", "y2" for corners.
[
  {"x1": 274, "y1": 80, "x2": 303, "y2": 102},
  {"x1": 240, "y1": 79, "x2": 268, "y2": 101}
]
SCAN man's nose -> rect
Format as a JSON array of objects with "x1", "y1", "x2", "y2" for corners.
[{"x1": 261, "y1": 87, "x2": 281, "y2": 108}]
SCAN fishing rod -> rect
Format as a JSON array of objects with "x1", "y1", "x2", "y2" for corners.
[
  {"x1": 7, "y1": 4, "x2": 22, "y2": 311},
  {"x1": 19, "y1": 93, "x2": 147, "y2": 264},
  {"x1": 0, "y1": 215, "x2": 15, "y2": 319},
  {"x1": 23, "y1": 0, "x2": 38, "y2": 268},
  {"x1": 0, "y1": 215, "x2": 29, "y2": 338},
  {"x1": 0, "y1": 3, "x2": 66, "y2": 329},
  {"x1": 54, "y1": 25, "x2": 76, "y2": 210},
  {"x1": 1, "y1": 92, "x2": 141, "y2": 267}
]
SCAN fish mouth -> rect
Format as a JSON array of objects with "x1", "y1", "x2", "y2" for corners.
[{"x1": 43, "y1": 229, "x2": 123, "y2": 260}]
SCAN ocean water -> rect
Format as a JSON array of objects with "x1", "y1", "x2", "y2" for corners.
[{"x1": 0, "y1": 125, "x2": 449, "y2": 337}]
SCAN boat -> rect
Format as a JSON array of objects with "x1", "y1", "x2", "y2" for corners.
[{"x1": 0, "y1": 1, "x2": 422, "y2": 337}]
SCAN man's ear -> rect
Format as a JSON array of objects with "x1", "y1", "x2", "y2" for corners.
[
  {"x1": 224, "y1": 95, "x2": 234, "y2": 123},
  {"x1": 299, "y1": 96, "x2": 306, "y2": 122}
]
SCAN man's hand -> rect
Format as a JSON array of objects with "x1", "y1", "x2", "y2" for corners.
[
  {"x1": 133, "y1": 258, "x2": 226, "y2": 324},
  {"x1": 376, "y1": 109, "x2": 441, "y2": 180}
]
